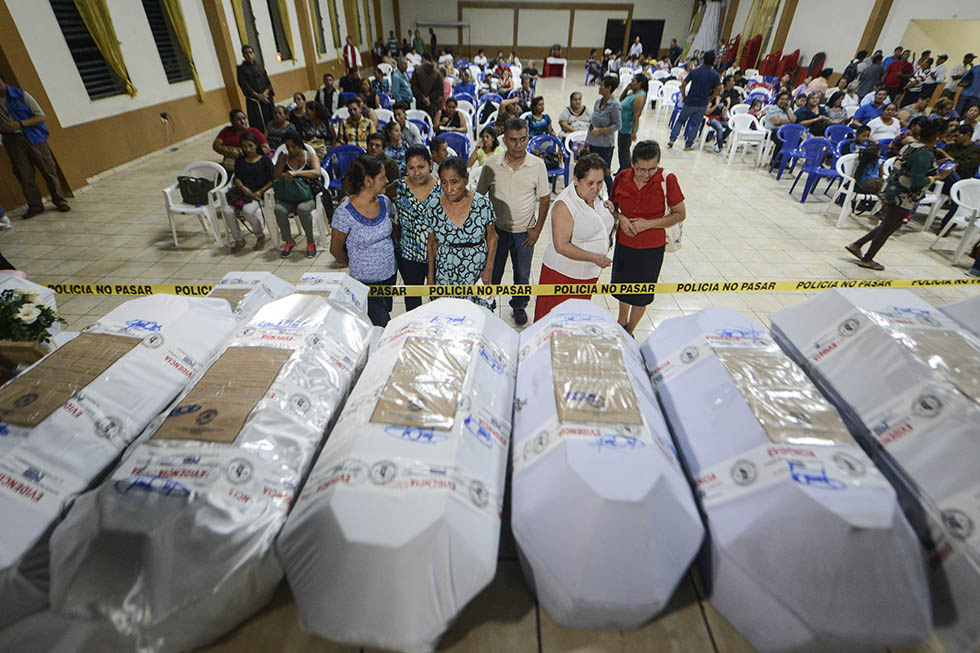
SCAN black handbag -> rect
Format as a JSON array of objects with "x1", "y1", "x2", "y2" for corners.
[{"x1": 177, "y1": 176, "x2": 215, "y2": 206}]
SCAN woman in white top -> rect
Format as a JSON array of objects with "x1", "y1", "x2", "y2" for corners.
[
  {"x1": 534, "y1": 153, "x2": 615, "y2": 322},
  {"x1": 867, "y1": 103, "x2": 901, "y2": 142},
  {"x1": 841, "y1": 81, "x2": 861, "y2": 109}
]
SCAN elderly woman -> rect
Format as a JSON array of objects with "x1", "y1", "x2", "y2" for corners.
[
  {"x1": 274, "y1": 133, "x2": 322, "y2": 259},
  {"x1": 213, "y1": 109, "x2": 269, "y2": 171},
  {"x1": 424, "y1": 157, "x2": 497, "y2": 308},
  {"x1": 558, "y1": 92, "x2": 592, "y2": 137},
  {"x1": 533, "y1": 154, "x2": 614, "y2": 322},
  {"x1": 435, "y1": 97, "x2": 467, "y2": 135},
  {"x1": 388, "y1": 145, "x2": 441, "y2": 311},
  {"x1": 608, "y1": 140, "x2": 686, "y2": 336},
  {"x1": 331, "y1": 155, "x2": 398, "y2": 326},
  {"x1": 266, "y1": 104, "x2": 299, "y2": 151}
]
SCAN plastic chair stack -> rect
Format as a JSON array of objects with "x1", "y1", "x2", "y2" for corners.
[{"x1": 726, "y1": 114, "x2": 769, "y2": 166}]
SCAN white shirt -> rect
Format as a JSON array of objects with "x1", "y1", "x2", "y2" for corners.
[
  {"x1": 474, "y1": 54, "x2": 488, "y2": 67},
  {"x1": 861, "y1": 91, "x2": 877, "y2": 106},
  {"x1": 406, "y1": 52, "x2": 422, "y2": 66},
  {"x1": 628, "y1": 42, "x2": 643, "y2": 59},
  {"x1": 542, "y1": 184, "x2": 614, "y2": 279},
  {"x1": 842, "y1": 92, "x2": 860, "y2": 108},
  {"x1": 438, "y1": 53, "x2": 454, "y2": 68},
  {"x1": 928, "y1": 63, "x2": 946, "y2": 85},
  {"x1": 867, "y1": 116, "x2": 901, "y2": 142},
  {"x1": 948, "y1": 63, "x2": 970, "y2": 90}
]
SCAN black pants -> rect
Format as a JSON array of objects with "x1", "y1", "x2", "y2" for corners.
[
  {"x1": 245, "y1": 97, "x2": 274, "y2": 133},
  {"x1": 617, "y1": 132, "x2": 633, "y2": 172},
  {"x1": 854, "y1": 202, "x2": 908, "y2": 261},
  {"x1": 397, "y1": 254, "x2": 427, "y2": 311},
  {"x1": 590, "y1": 145, "x2": 614, "y2": 192},
  {"x1": 366, "y1": 273, "x2": 397, "y2": 327}
]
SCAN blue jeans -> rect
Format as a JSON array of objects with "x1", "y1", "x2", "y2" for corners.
[
  {"x1": 491, "y1": 228, "x2": 534, "y2": 309},
  {"x1": 708, "y1": 118, "x2": 729, "y2": 146},
  {"x1": 669, "y1": 104, "x2": 706, "y2": 148}
]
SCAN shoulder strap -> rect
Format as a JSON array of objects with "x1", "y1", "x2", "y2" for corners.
[{"x1": 659, "y1": 168, "x2": 672, "y2": 217}]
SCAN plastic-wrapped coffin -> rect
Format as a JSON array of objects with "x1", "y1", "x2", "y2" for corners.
[
  {"x1": 510, "y1": 300, "x2": 702, "y2": 630},
  {"x1": 770, "y1": 289, "x2": 980, "y2": 652},
  {"x1": 0, "y1": 295, "x2": 236, "y2": 629},
  {"x1": 278, "y1": 298, "x2": 518, "y2": 653},
  {"x1": 940, "y1": 295, "x2": 980, "y2": 339},
  {"x1": 295, "y1": 271, "x2": 369, "y2": 316},
  {"x1": 640, "y1": 307, "x2": 932, "y2": 653},
  {"x1": 207, "y1": 271, "x2": 295, "y2": 320},
  {"x1": 46, "y1": 293, "x2": 373, "y2": 652}
]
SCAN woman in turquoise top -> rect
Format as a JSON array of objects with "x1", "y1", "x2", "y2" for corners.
[
  {"x1": 424, "y1": 157, "x2": 497, "y2": 309},
  {"x1": 617, "y1": 75, "x2": 648, "y2": 171},
  {"x1": 527, "y1": 96, "x2": 554, "y2": 137},
  {"x1": 388, "y1": 145, "x2": 441, "y2": 311}
]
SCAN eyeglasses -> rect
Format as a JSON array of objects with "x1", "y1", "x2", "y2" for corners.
[{"x1": 633, "y1": 165, "x2": 658, "y2": 175}]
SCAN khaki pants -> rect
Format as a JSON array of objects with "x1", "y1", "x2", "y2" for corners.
[{"x1": 3, "y1": 132, "x2": 65, "y2": 210}]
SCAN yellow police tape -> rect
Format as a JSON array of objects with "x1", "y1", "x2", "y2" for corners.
[{"x1": 43, "y1": 278, "x2": 980, "y2": 298}]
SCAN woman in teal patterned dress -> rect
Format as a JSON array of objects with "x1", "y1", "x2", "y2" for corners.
[
  {"x1": 424, "y1": 157, "x2": 498, "y2": 308},
  {"x1": 389, "y1": 145, "x2": 440, "y2": 311}
]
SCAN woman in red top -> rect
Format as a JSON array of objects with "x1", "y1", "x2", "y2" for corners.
[
  {"x1": 883, "y1": 50, "x2": 913, "y2": 100},
  {"x1": 608, "y1": 140, "x2": 686, "y2": 335},
  {"x1": 212, "y1": 109, "x2": 269, "y2": 171}
]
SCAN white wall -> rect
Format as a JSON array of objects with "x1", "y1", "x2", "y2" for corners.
[
  {"x1": 635, "y1": 0, "x2": 696, "y2": 50},
  {"x1": 876, "y1": 0, "x2": 980, "y2": 54},
  {"x1": 9, "y1": 0, "x2": 225, "y2": 127},
  {"x1": 783, "y1": 0, "x2": 873, "y2": 71},
  {"x1": 463, "y1": 8, "x2": 515, "y2": 46},
  {"x1": 517, "y1": 9, "x2": 569, "y2": 48}
]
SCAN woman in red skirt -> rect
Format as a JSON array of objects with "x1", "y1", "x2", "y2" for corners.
[{"x1": 533, "y1": 154, "x2": 615, "y2": 322}]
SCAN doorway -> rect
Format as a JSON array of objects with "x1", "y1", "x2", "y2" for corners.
[{"x1": 604, "y1": 19, "x2": 665, "y2": 57}]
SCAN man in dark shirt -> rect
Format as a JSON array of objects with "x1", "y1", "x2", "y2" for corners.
[
  {"x1": 857, "y1": 53, "x2": 884, "y2": 98},
  {"x1": 938, "y1": 124, "x2": 980, "y2": 229},
  {"x1": 795, "y1": 92, "x2": 830, "y2": 136},
  {"x1": 667, "y1": 39, "x2": 682, "y2": 67},
  {"x1": 237, "y1": 45, "x2": 274, "y2": 131},
  {"x1": 314, "y1": 73, "x2": 340, "y2": 116},
  {"x1": 410, "y1": 53, "x2": 444, "y2": 118},
  {"x1": 669, "y1": 51, "x2": 722, "y2": 150},
  {"x1": 339, "y1": 68, "x2": 361, "y2": 94}
]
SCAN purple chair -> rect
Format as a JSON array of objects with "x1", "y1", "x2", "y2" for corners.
[
  {"x1": 769, "y1": 123, "x2": 808, "y2": 180},
  {"x1": 528, "y1": 134, "x2": 569, "y2": 191},
  {"x1": 441, "y1": 132, "x2": 471, "y2": 161},
  {"x1": 323, "y1": 145, "x2": 366, "y2": 195},
  {"x1": 789, "y1": 137, "x2": 837, "y2": 202}
]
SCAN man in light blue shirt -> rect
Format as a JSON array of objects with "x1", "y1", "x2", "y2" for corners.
[
  {"x1": 852, "y1": 89, "x2": 889, "y2": 125},
  {"x1": 391, "y1": 58, "x2": 413, "y2": 104}
]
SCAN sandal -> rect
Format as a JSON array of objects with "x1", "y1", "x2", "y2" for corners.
[
  {"x1": 230, "y1": 239, "x2": 245, "y2": 253},
  {"x1": 253, "y1": 235, "x2": 266, "y2": 251},
  {"x1": 856, "y1": 259, "x2": 885, "y2": 271},
  {"x1": 844, "y1": 244, "x2": 862, "y2": 259}
]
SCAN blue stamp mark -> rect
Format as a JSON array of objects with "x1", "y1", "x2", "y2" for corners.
[
  {"x1": 479, "y1": 347, "x2": 505, "y2": 375},
  {"x1": 714, "y1": 326, "x2": 767, "y2": 339},
  {"x1": 789, "y1": 461, "x2": 846, "y2": 491},
  {"x1": 124, "y1": 319, "x2": 163, "y2": 332},
  {"x1": 114, "y1": 474, "x2": 191, "y2": 498},
  {"x1": 464, "y1": 415, "x2": 493, "y2": 448},
  {"x1": 592, "y1": 434, "x2": 646, "y2": 451},
  {"x1": 384, "y1": 425, "x2": 448, "y2": 444}
]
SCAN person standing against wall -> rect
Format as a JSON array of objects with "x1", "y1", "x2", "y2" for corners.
[
  {"x1": 429, "y1": 29, "x2": 437, "y2": 58},
  {"x1": 237, "y1": 46, "x2": 275, "y2": 136},
  {"x1": 0, "y1": 74, "x2": 69, "y2": 219},
  {"x1": 343, "y1": 36, "x2": 362, "y2": 76}
]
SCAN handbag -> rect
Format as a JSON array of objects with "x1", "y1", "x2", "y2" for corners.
[
  {"x1": 273, "y1": 176, "x2": 313, "y2": 204},
  {"x1": 659, "y1": 168, "x2": 683, "y2": 253},
  {"x1": 177, "y1": 176, "x2": 215, "y2": 206}
]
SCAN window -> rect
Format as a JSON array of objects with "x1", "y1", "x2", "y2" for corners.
[
  {"x1": 140, "y1": 0, "x2": 193, "y2": 84},
  {"x1": 326, "y1": 0, "x2": 341, "y2": 49},
  {"x1": 266, "y1": 0, "x2": 293, "y2": 61},
  {"x1": 311, "y1": 0, "x2": 327, "y2": 55},
  {"x1": 49, "y1": 0, "x2": 128, "y2": 100},
  {"x1": 242, "y1": 0, "x2": 264, "y2": 65}
]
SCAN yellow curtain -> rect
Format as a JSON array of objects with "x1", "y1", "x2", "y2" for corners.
[
  {"x1": 736, "y1": 0, "x2": 779, "y2": 66},
  {"x1": 308, "y1": 0, "x2": 324, "y2": 55},
  {"x1": 160, "y1": 0, "x2": 205, "y2": 102},
  {"x1": 72, "y1": 0, "x2": 137, "y2": 96},
  {"x1": 362, "y1": 0, "x2": 371, "y2": 43},
  {"x1": 229, "y1": 0, "x2": 248, "y2": 47},
  {"x1": 276, "y1": 0, "x2": 296, "y2": 61}
]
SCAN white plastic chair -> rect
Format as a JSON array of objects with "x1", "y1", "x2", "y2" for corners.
[
  {"x1": 564, "y1": 129, "x2": 588, "y2": 161},
  {"x1": 744, "y1": 68, "x2": 760, "y2": 78},
  {"x1": 915, "y1": 179, "x2": 946, "y2": 232},
  {"x1": 163, "y1": 161, "x2": 228, "y2": 247},
  {"x1": 881, "y1": 156, "x2": 897, "y2": 177},
  {"x1": 729, "y1": 103, "x2": 750, "y2": 116},
  {"x1": 263, "y1": 167, "x2": 332, "y2": 249},
  {"x1": 375, "y1": 108, "x2": 394, "y2": 125},
  {"x1": 845, "y1": 105, "x2": 858, "y2": 119},
  {"x1": 652, "y1": 70, "x2": 669, "y2": 81},
  {"x1": 333, "y1": 107, "x2": 350, "y2": 122},
  {"x1": 726, "y1": 114, "x2": 770, "y2": 166},
  {"x1": 477, "y1": 110, "x2": 498, "y2": 138},
  {"x1": 670, "y1": 67, "x2": 685, "y2": 77},
  {"x1": 407, "y1": 109, "x2": 434, "y2": 134},
  {"x1": 827, "y1": 153, "x2": 882, "y2": 228},
  {"x1": 656, "y1": 82, "x2": 681, "y2": 126},
  {"x1": 931, "y1": 178, "x2": 980, "y2": 266},
  {"x1": 377, "y1": 63, "x2": 393, "y2": 76},
  {"x1": 647, "y1": 80, "x2": 663, "y2": 105}
]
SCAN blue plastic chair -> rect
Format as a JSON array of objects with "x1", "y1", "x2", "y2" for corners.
[
  {"x1": 441, "y1": 133, "x2": 471, "y2": 161},
  {"x1": 507, "y1": 88, "x2": 521, "y2": 99},
  {"x1": 746, "y1": 91, "x2": 770, "y2": 106},
  {"x1": 378, "y1": 92, "x2": 392, "y2": 109},
  {"x1": 789, "y1": 137, "x2": 837, "y2": 202},
  {"x1": 340, "y1": 92, "x2": 358, "y2": 106},
  {"x1": 769, "y1": 124, "x2": 808, "y2": 180},
  {"x1": 479, "y1": 93, "x2": 503, "y2": 106},
  {"x1": 877, "y1": 139, "x2": 893, "y2": 157},
  {"x1": 409, "y1": 119, "x2": 431, "y2": 143},
  {"x1": 585, "y1": 65, "x2": 600, "y2": 86},
  {"x1": 667, "y1": 92, "x2": 683, "y2": 130},
  {"x1": 825, "y1": 124, "x2": 854, "y2": 147},
  {"x1": 528, "y1": 135, "x2": 569, "y2": 191},
  {"x1": 453, "y1": 91, "x2": 477, "y2": 104},
  {"x1": 836, "y1": 138, "x2": 854, "y2": 157},
  {"x1": 322, "y1": 145, "x2": 365, "y2": 194}
]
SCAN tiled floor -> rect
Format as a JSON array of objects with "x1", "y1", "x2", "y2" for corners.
[{"x1": 2, "y1": 68, "x2": 972, "y2": 652}]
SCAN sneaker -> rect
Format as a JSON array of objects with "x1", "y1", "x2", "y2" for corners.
[
  {"x1": 306, "y1": 242, "x2": 316, "y2": 258},
  {"x1": 230, "y1": 239, "x2": 245, "y2": 253},
  {"x1": 22, "y1": 206, "x2": 43, "y2": 220},
  {"x1": 512, "y1": 307, "x2": 528, "y2": 326},
  {"x1": 967, "y1": 268, "x2": 980, "y2": 278},
  {"x1": 667, "y1": 140, "x2": 675, "y2": 149},
  {"x1": 253, "y1": 234, "x2": 266, "y2": 251},
  {"x1": 0, "y1": 215, "x2": 11, "y2": 231},
  {"x1": 281, "y1": 241, "x2": 296, "y2": 258},
  {"x1": 713, "y1": 143, "x2": 721, "y2": 153}
]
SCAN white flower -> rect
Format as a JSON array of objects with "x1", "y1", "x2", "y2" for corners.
[{"x1": 16, "y1": 304, "x2": 41, "y2": 323}]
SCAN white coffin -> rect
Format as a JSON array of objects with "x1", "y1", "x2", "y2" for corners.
[
  {"x1": 641, "y1": 307, "x2": 932, "y2": 653},
  {"x1": 295, "y1": 271, "x2": 369, "y2": 315},
  {"x1": 278, "y1": 298, "x2": 518, "y2": 653},
  {"x1": 207, "y1": 271, "x2": 294, "y2": 320},
  {"x1": 46, "y1": 293, "x2": 373, "y2": 651},
  {"x1": 941, "y1": 294, "x2": 980, "y2": 339},
  {"x1": 0, "y1": 295, "x2": 236, "y2": 628},
  {"x1": 771, "y1": 289, "x2": 980, "y2": 653},
  {"x1": 511, "y1": 300, "x2": 703, "y2": 630}
]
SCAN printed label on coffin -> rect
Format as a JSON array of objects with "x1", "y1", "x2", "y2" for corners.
[
  {"x1": 551, "y1": 334, "x2": 643, "y2": 425},
  {"x1": 371, "y1": 336, "x2": 473, "y2": 430},
  {"x1": 154, "y1": 347, "x2": 290, "y2": 443},
  {"x1": 0, "y1": 333, "x2": 140, "y2": 427}
]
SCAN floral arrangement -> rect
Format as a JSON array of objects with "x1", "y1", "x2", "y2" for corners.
[{"x1": 0, "y1": 289, "x2": 64, "y2": 345}]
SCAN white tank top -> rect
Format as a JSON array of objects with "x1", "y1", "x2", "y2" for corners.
[{"x1": 542, "y1": 184, "x2": 615, "y2": 280}]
